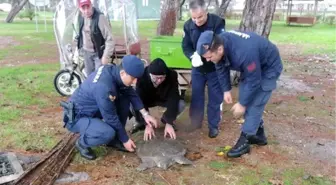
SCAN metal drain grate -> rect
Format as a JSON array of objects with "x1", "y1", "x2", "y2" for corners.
[
  {"x1": 0, "y1": 153, "x2": 24, "y2": 184},
  {"x1": 0, "y1": 155, "x2": 15, "y2": 177}
]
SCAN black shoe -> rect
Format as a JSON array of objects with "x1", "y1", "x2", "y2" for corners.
[
  {"x1": 208, "y1": 128, "x2": 219, "y2": 138},
  {"x1": 75, "y1": 139, "x2": 96, "y2": 160},
  {"x1": 249, "y1": 125, "x2": 267, "y2": 146},
  {"x1": 106, "y1": 139, "x2": 129, "y2": 152},
  {"x1": 227, "y1": 132, "x2": 250, "y2": 158},
  {"x1": 130, "y1": 121, "x2": 146, "y2": 134}
]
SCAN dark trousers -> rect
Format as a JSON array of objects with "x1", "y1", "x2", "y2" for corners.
[
  {"x1": 189, "y1": 68, "x2": 223, "y2": 129},
  {"x1": 242, "y1": 88, "x2": 273, "y2": 135},
  {"x1": 66, "y1": 94, "x2": 130, "y2": 148},
  {"x1": 83, "y1": 49, "x2": 102, "y2": 77}
]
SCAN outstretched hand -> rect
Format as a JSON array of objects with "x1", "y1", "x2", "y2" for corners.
[
  {"x1": 224, "y1": 91, "x2": 232, "y2": 104},
  {"x1": 144, "y1": 115, "x2": 158, "y2": 128},
  {"x1": 164, "y1": 124, "x2": 176, "y2": 139},
  {"x1": 144, "y1": 125, "x2": 156, "y2": 141},
  {"x1": 123, "y1": 139, "x2": 136, "y2": 152},
  {"x1": 230, "y1": 102, "x2": 246, "y2": 118}
]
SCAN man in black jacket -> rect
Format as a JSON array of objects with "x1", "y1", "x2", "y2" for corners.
[
  {"x1": 130, "y1": 58, "x2": 185, "y2": 140},
  {"x1": 181, "y1": 0, "x2": 225, "y2": 138}
]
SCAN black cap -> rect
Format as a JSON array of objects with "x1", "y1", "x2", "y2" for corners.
[{"x1": 148, "y1": 58, "x2": 168, "y2": 75}]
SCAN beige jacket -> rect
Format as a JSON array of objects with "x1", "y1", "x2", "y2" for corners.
[{"x1": 82, "y1": 14, "x2": 115, "y2": 59}]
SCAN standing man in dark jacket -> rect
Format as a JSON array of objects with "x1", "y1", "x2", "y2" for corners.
[
  {"x1": 77, "y1": 0, "x2": 115, "y2": 76},
  {"x1": 62, "y1": 55, "x2": 157, "y2": 160},
  {"x1": 182, "y1": 0, "x2": 225, "y2": 138},
  {"x1": 131, "y1": 58, "x2": 185, "y2": 140},
  {"x1": 196, "y1": 30, "x2": 283, "y2": 158}
]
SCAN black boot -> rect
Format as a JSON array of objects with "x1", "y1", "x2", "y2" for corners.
[
  {"x1": 130, "y1": 110, "x2": 146, "y2": 134},
  {"x1": 130, "y1": 121, "x2": 146, "y2": 134},
  {"x1": 227, "y1": 132, "x2": 250, "y2": 158},
  {"x1": 106, "y1": 139, "x2": 129, "y2": 152},
  {"x1": 248, "y1": 125, "x2": 267, "y2": 146},
  {"x1": 75, "y1": 139, "x2": 96, "y2": 160},
  {"x1": 208, "y1": 128, "x2": 219, "y2": 138}
]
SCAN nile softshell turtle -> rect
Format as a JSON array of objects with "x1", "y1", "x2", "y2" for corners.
[{"x1": 135, "y1": 138, "x2": 193, "y2": 171}]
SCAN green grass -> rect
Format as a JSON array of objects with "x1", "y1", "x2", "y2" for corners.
[
  {"x1": 0, "y1": 11, "x2": 54, "y2": 21},
  {"x1": 0, "y1": 20, "x2": 55, "y2": 60},
  {"x1": 0, "y1": 64, "x2": 59, "y2": 123},
  {"x1": 0, "y1": 107, "x2": 21, "y2": 124},
  {"x1": 72, "y1": 146, "x2": 108, "y2": 164},
  {"x1": 0, "y1": 63, "x2": 60, "y2": 151},
  {"x1": 208, "y1": 160, "x2": 232, "y2": 170},
  {"x1": 1, "y1": 126, "x2": 57, "y2": 151},
  {"x1": 204, "y1": 160, "x2": 334, "y2": 185},
  {"x1": 269, "y1": 22, "x2": 336, "y2": 54},
  {"x1": 239, "y1": 169, "x2": 273, "y2": 185},
  {"x1": 298, "y1": 95, "x2": 311, "y2": 102},
  {"x1": 0, "y1": 20, "x2": 54, "y2": 39},
  {"x1": 282, "y1": 168, "x2": 334, "y2": 185},
  {"x1": 235, "y1": 166, "x2": 334, "y2": 185}
]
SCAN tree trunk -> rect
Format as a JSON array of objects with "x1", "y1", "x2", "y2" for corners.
[
  {"x1": 215, "y1": 0, "x2": 232, "y2": 18},
  {"x1": 5, "y1": 0, "x2": 29, "y2": 23},
  {"x1": 157, "y1": 0, "x2": 178, "y2": 36},
  {"x1": 178, "y1": 0, "x2": 186, "y2": 21},
  {"x1": 239, "y1": 0, "x2": 278, "y2": 38}
]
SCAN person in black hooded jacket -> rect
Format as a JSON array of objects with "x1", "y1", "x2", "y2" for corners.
[{"x1": 130, "y1": 58, "x2": 185, "y2": 140}]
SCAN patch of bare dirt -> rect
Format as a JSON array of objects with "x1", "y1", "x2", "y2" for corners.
[
  {"x1": 0, "y1": 36, "x2": 20, "y2": 49},
  {"x1": 0, "y1": 43, "x2": 59, "y2": 67},
  {"x1": 263, "y1": 51, "x2": 336, "y2": 179},
  {"x1": 0, "y1": 36, "x2": 59, "y2": 67}
]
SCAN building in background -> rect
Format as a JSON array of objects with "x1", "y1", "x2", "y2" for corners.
[
  {"x1": 111, "y1": 0, "x2": 160, "y2": 20},
  {"x1": 134, "y1": 0, "x2": 160, "y2": 20}
]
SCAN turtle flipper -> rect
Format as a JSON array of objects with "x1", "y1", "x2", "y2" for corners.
[
  {"x1": 157, "y1": 159, "x2": 174, "y2": 170},
  {"x1": 137, "y1": 163, "x2": 149, "y2": 171},
  {"x1": 174, "y1": 156, "x2": 193, "y2": 165}
]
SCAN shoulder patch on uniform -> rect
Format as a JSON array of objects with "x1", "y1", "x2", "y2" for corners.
[
  {"x1": 203, "y1": 44, "x2": 210, "y2": 50},
  {"x1": 108, "y1": 89, "x2": 117, "y2": 102},
  {"x1": 247, "y1": 62, "x2": 256, "y2": 72},
  {"x1": 109, "y1": 94, "x2": 116, "y2": 102}
]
